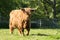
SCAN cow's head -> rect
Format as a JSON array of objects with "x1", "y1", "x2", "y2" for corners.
[{"x1": 21, "y1": 8, "x2": 35, "y2": 15}]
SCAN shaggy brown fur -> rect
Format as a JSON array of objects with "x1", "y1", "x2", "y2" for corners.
[{"x1": 9, "y1": 8, "x2": 35, "y2": 36}]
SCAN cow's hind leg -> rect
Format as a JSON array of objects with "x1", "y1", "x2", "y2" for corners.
[
  {"x1": 9, "y1": 26, "x2": 14, "y2": 34},
  {"x1": 22, "y1": 28, "x2": 25, "y2": 36},
  {"x1": 18, "y1": 27, "x2": 24, "y2": 36},
  {"x1": 9, "y1": 23, "x2": 14, "y2": 34}
]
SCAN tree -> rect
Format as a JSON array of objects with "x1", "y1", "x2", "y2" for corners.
[{"x1": 53, "y1": 0, "x2": 56, "y2": 18}]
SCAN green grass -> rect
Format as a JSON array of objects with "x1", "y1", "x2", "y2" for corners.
[{"x1": 0, "y1": 29, "x2": 60, "y2": 40}]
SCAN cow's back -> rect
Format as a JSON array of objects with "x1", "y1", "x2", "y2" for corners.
[{"x1": 9, "y1": 9, "x2": 29, "y2": 26}]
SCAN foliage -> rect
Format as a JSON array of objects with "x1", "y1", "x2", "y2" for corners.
[
  {"x1": 0, "y1": 0, "x2": 60, "y2": 20},
  {"x1": 0, "y1": 0, "x2": 60, "y2": 28}
]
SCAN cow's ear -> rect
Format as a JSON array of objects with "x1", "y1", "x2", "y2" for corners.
[{"x1": 21, "y1": 8, "x2": 25, "y2": 12}]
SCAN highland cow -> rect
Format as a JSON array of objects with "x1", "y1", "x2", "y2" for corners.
[{"x1": 9, "y1": 8, "x2": 35, "y2": 36}]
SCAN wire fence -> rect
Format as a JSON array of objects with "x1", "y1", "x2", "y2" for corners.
[
  {"x1": 0, "y1": 17, "x2": 60, "y2": 29},
  {"x1": 0, "y1": 11, "x2": 60, "y2": 28}
]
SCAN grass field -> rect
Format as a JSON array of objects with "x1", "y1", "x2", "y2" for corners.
[{"x1": 0, "y1": 29, "x2": 60, "y2": 40}]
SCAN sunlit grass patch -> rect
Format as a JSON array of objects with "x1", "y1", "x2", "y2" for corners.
[{"x1": 0, "y1": 29, "x2": 60, "y2": 40}]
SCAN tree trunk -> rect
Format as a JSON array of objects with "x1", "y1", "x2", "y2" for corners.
[
  {"x1": 43, "y1": 0, "x2": 49, "y2": 18},
  {"x1": 53, "y1": 0, "x2": 56, "y2": 18}
]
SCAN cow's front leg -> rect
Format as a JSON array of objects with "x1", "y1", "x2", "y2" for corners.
[
  {"x1": 26, "y1": 21, "x2": 30, "y2": 36},
  {"x1": 26, "y1": 28, "x2": 30, "y2": 36}
]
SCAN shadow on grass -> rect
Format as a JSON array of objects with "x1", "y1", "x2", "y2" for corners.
[{"x1": 30, "y1": 33, "x2": 50, "y2": 36}]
